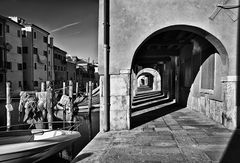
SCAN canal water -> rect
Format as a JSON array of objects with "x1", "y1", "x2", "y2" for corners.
[{"x1": 0, "y1": 100, "x2": 100, "y2": 162}]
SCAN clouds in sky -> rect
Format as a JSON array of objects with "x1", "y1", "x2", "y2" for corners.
[{"x1": 50, "y1": 21, "x2": 81, "y2": 33}]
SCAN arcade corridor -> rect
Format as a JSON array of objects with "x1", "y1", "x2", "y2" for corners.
[{"x1": 74, "y1": 97, "x2": 236, "y2": 162}]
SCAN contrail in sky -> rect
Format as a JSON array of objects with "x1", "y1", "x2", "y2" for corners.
[{"x1": 50, "y1": 22, "x2": 80, "y2": 33}]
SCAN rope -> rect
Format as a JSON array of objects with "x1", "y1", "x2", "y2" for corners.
[
  {"x1": 0, "y1": 121, "x2": 82, "y2": 129},
  {"x1": 54, "y1": 86, "x2": 70, "y2": 92}
]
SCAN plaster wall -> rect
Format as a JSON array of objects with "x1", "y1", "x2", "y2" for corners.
[{"x1": 98, "y1": 0, "x2": 238, "y2": 75}]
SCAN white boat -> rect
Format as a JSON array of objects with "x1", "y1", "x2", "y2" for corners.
[{"x1": 0, "y1": 129, "x2": 81, "y2": 163}]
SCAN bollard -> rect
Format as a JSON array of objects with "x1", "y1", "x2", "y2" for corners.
[
  {"x1": 6, "y1": 82, "x2": 11, "y2": 131},
  {"x1": 62, "y1": 82, "x2": 66, "y2": 128},
  {"x1": 76, "y1": 82, "x2": 79, "y2": 97},
  {"x1": 41, "y1": 82, "x2": 45, "y2": 92},
  {"x1": 86, "y1": 82, "x2": 89, "y2": 95},
  {"x1": 69, "y1": 80, "x2": 73, "y2": 121},
  {"x1": 63, "y1": 82, "x2": 66, "y2": 95},
  {"x1": 46, "y1": 81, "x2": 53, "y2": 129},
  {"x1": 88, "y1": 81, "x2": 92, "y2": 117}
]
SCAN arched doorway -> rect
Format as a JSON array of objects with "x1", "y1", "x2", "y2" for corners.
[
  {"x1": 136, "y1": 68, "x2": 161, "y2": 92},
  {"x1": 130, "y1": 25, "x2": 230, "y2": 128}
]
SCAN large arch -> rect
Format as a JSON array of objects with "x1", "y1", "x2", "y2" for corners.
[{"x1": 131, "y1": 25, "x2": 229, "y2": 76}]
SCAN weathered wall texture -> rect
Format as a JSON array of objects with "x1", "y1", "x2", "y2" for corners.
[{"x1": 99, "y1": 0, "x2": 238, "y2": 75}]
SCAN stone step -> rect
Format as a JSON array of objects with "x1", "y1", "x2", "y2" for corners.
[
  {"x1": 132, "y1": 94, "x2": 165, "y2": 106},
  {"x1": 131, "y1": 99, "x2": 175, "y2": 117},
  {"x1": 132, "y1": 96, "x2": 171, "y2": 112},
  {"x1": 133, "y1": 91, "x2": 162, "y2": 101}
]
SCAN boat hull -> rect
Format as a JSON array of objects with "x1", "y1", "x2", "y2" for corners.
[{"x1": 0, "y1": 129, "x2": 80, "y2": 163}]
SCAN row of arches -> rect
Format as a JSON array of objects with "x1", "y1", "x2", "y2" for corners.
[{"x1": 129, "y1": 25, "x2": 231, "y2": 129}]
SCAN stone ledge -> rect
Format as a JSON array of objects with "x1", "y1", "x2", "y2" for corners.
[{"x1": 221, "y1": 76, "x2": 240, "y2": 82}]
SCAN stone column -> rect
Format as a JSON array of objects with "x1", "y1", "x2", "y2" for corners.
[{"x1": 100, "y1": 69, "x2": 131, "y2": 131}]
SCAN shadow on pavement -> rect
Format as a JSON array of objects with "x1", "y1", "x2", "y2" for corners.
[
  {"x1": 71, "y1": 153, "x2": 93, "y2": 163},
  {"x1": 131, "y1": 102, "x2": 183, "y2": 129},
  {"x1": 220, "y1": 129, "x2": 240, "y2": 163}
]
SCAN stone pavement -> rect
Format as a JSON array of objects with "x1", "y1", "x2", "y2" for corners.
[{"x1": 72, "y1": 107, "x2": 239, "y2": 163}]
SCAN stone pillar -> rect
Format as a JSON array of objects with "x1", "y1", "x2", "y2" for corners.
[
  {"x1": 222, "y1": 76, "x2": 240, "y2": 130},
  {"x1": 100, "y1": 69, "x2": 131, "y2": 131}
]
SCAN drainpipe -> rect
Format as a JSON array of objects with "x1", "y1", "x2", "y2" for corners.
[{"x1": 103, "y1": 0, "x2": 110, "y2": 132}]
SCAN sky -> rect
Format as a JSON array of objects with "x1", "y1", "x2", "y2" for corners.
[{"x1": 0, "y1": 0, "x2": 99, "y2": 62}]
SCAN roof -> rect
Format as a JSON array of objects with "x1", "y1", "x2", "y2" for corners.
[
  {"x1": 53, "y1": 46, "x2": 67, "y2": 54},
  {"x1": 25, "y1": 24, "x2": 50, "y2": 35},
  {"x1": 0, "y1": 15, "x2": 24, "y2": 28}
]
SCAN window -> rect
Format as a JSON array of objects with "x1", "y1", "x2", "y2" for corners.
[
  {"x1": 19, "y1": 81, "x2": 22, "y2": 87},
  {"x1": 0, "y1": 74, "x2": 3, "y2": 83},
  {"x1": 201, "y1": 54, "x2": 215, "y2": 90},
  {"x1": 43, "y1": 50, "x2": 47, "y2": 56},
  {"x1": 44, "y1": 65, "x2": 47, "y2": 71},
  {"x1": 43, "y1": 36, "x2": 48, "y2": 43},
  {"x1": 22, "y1": 30, "x2": 26, "y2": 37},
  {"x1": 48, "y1": 61, "x2": 50, "y2": 66},
  {"x1": 33, "y1": 32, "x2": 37, "y2": 39},
  {"x1": 0, "y1": 48, "x2": 3, "y2": 68},
  {"x1": 34, "y1": 81, "x2": 38, "y2": 87},
  {"x1": 34, "y1": 63, "x2": 37, "y2": 69},
  {"x1": 17, "y1": 30, "x2": 21, "y2": 37},
  {"x1": 54, "y1": 53, "x2": 57, "y2": 58},
  {"x1": 48, "y1": 71, "x2": 51, "y2": 76},
  {"x1": 17, "y1": 47, "x2": 22, "y2": 54},
  {"x1": 64, "y1": 67, "x2": 66, "y2": 71},
  {"x1": 6, "y1": 62, "x2": 12, "y2": 69},
  {"x1": 0, "y1": 23, "x2": 3, "y2": 37},
  {"x1": 61, "y1": 66, "x2": 63, "y2": 71},
  {"x1": 18, "y1": 63, "x2": 22, "y2": 70},
  {"x1": 54, "y1": 65, "x2": 57, "y2": 70},
  {"x1": 33, "y1": 47, "x2": 38, "y2": 54},
  {"x1": 6, "y1": 25, "x2": 9, "y2": 33},
  {"x1": 22, "y1": 47, "x2": 28, "y2": 53},
  {"x1": 58, "y1": 66, "x2": 60, "y2": 71},
  {"x1": 23, "y1": 62, "x2": 26, "y2": 69}
]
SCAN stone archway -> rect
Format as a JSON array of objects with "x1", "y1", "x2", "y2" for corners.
[
  {"x1": 130, "y1": 25, "x2": 233, "y2": 129},
  {"x1": 136, "y1": 68, "x2": 161, "y2": 92}
]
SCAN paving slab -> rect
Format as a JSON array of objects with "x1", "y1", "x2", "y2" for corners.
[{"x1": 72, "y1": 108, "x2": 235, "y2": 163}]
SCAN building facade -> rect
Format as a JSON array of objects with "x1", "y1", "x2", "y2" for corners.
[
  {"x1": 53, "y1": 46, "x2": 67, "y2": 89},
  {"x1": 5, "y1": 17, "x2": 24, "y2": 96},
  {"x1": 66, "y1": 60, "x2": 76, "y2": 83},
  {"x1": 0, "y1": 16, "x2": 6, "y2": 97},
  {"x1": 21, "y1": 22, "x2": 49, "y2": 91},
  {"x1": 47, "y1": 37, "x2": 54, "y2": 82},
  {"x1": 73, "y1": 57, "x2": 96, "y2": 92},
  {"x1": 98, "y1": 0, "x2": 239, "y2": 131}
]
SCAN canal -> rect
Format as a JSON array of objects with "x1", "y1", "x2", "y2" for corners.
[{"x1": 0, "y1": 99, "x2": 100, "y2": 162}]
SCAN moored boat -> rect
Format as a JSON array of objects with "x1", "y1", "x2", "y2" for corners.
[{"x1": 0, "y1": 129, "x2": 80, "y2": 163}]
